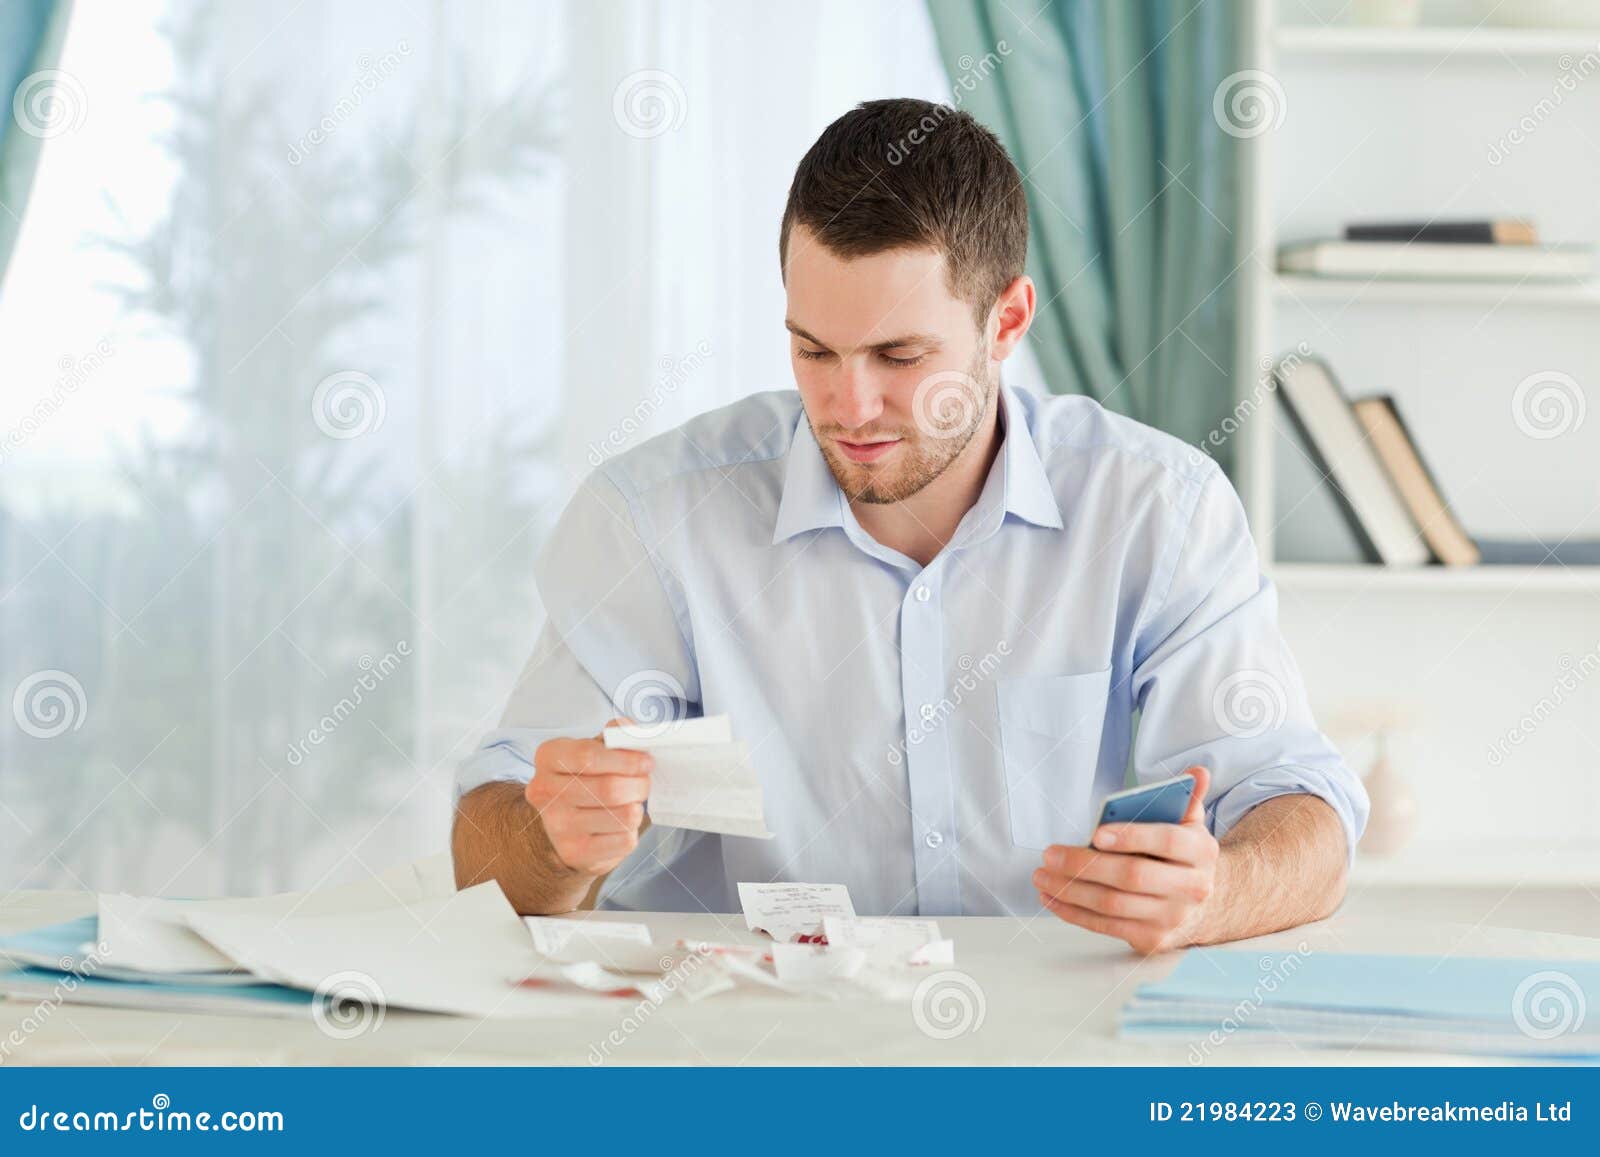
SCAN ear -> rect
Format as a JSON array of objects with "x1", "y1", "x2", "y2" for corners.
[{"x1": 988, "y1": 275, "x2": 1035, "y2": 361}]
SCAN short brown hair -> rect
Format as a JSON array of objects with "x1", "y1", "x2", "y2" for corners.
[{"x1": 779, "y1": 98, "x2": 1029, "y2": 326}]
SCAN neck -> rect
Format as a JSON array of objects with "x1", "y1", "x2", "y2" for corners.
[{"x1": 850, "y1": 387, "x2": 1003, "y2": 568}]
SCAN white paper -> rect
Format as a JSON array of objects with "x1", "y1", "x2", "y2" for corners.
[
  {"x1": 604, "y1": 715, "x2": 732, "y2": 748},
  {"x1": 822, "y1": 916, "x2": 944, "y2": 962},
  {"x1": 770, "y1": 942, "x2": 868, "y2": 985},
  {"x1": 97, "y1": 858, "x2": 457, "y2": 974},
  {"x1": 184, "y1": 881, "x2": 564, "y2": 1018},
  {"x1": 602, "y1": 717, "x2": 772, "y2": 839},
  {"x1": 523, "y1": 917, "x2": 670, "y2": 973},
  {"x1": 738, "y1": 882, "x2": 855, "y2": 943}
]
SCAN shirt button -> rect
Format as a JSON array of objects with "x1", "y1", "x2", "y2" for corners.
[
  {"x1": 919, "y1": 703, "x2": 936, "y2": 720},
  {"x1": 914, "y1": 585, "x2": 931, "y2": 602},
  {"x1": 924, "y1": 831, "x2": 944, "y2": 849}
]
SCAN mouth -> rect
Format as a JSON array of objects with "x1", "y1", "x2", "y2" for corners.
[{"x1": 834, "y1": 436, "x2": 902, "y2": 464}]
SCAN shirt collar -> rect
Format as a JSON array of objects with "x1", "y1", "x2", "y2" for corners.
[{"x1": 771, "y1": 382, "x2": 1062, "y2": 546}]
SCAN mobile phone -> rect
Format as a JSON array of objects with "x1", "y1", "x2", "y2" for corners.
[{"x1": 1095, "y1": 773, "x2": 1196, "y2": 828}]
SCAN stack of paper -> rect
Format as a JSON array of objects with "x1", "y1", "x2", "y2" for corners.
[
  {"x1": 1121, "y1": 949, "x2": 1600, "y2": 1060},
  {"x1": 0, "y1": 860, "x2": 587, "y2": 1021},
  {"x1": 604, "y1": 715, "x2": 773, "y2": 839}
]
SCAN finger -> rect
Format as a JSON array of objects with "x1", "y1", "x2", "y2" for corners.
[
  {"x1": 581, "y1": 803, "x2": 645, "y2": 835},
  {"x1": 1180, "y1": 765, "x2": 1210, "y2": 826},
  {"x1": 563, "y1": 774, "x2": 651, "y2": 810},
  {"x1": 1030, "y1": 873, "x2": 1176, "y2": 922},
  {"x1": 1037, "y1": 893, "x2": 1151, "y2": 944},
  {"x1": 543, "y1": 740, "x2": 653, "y2": 778},
  {"x1": 1092, "y1": 821, "x2": 1213, "y2": 866},
  {"x1": 1038, "y1": 848, "x2": 1192, "y2": 897}
]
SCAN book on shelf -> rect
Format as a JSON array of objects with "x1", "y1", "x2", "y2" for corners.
[
  {"x1": 1272, "y1": 358, "x2": 1600, "y2": 570},
  {"x1": 1350, "y1": 396, "x2": 1480, "y2": 566},
  {"x1": 1272, "y1": 357, "x2": 1431, "y2": 567},
  {"x1": 1278, "y1": 240, "x2": 1593, "y2": 281},
  {"x1": 1343, "y1": 219, "x2": 1537, "y2": 245}
]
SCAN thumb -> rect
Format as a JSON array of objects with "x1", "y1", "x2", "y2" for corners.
[
  {"x1": 1180, "y1": 765, "x2": 1211, "y2": 826},
  {"x1": 596, "y1": 716, "x2": 636, "y2": 739}
]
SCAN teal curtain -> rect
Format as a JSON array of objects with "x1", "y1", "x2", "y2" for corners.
[
  {"x1": 926, "y1": 0, "x2": 1241, "y2": 475},
  {"x1": 0, "y1": 0, "x2": 73, "y2": 292}
]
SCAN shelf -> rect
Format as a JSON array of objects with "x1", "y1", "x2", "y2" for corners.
[
  {"x1": 1274, "y1": 274, "x2": 1600, "y2": 308},
  {"x1": 1268, "y1": 563, "x2": 1600, "y2": 593},
  {"x1": 1351, "y1": 841, "x2": 1600, "y2": 888},
  {"x1": 1276, "y1": 24, "x2": 1600, "y2": 58}
]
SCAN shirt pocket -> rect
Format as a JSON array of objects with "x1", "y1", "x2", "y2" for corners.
[{"x1": 995, "y1": 668, "x2": 1112, "y2": 851}]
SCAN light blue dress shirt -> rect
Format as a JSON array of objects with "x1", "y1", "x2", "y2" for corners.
[{"x1": 460, "y1": 382, "x2": 1368, "y2": 916}]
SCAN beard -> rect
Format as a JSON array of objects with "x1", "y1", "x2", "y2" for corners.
[{"x1": 812, "y1": 345, "x2": 994, "y2": 505}]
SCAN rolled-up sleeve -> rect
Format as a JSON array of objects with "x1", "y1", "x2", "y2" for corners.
[
  {"x1": 1129, "y1": 461, "x2": 1369, "y2": 862},
  {"x1": 456, "y1": 468, "x2": 710, "y2": 907}
]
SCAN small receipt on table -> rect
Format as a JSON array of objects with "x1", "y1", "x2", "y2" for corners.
[{"x1": 737, "y1": 882, "x2": 855, "y2": 943}]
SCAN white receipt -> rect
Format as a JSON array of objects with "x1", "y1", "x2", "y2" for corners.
[
  {"x1": 821, "y1": 916, "x2": 944, "y2": 962},
  {"x1": 770, "y1": 942, "x2": 868, "y2": 986},
  {"x1": 737, "y1": 882, "x2": 855, "y2": 943},
  {"x1": 524, "y1": 917, "x2": 668, "y2": 973},
  {"x1": 603, "y1": 715, "x2": 773, "y2": 839}
]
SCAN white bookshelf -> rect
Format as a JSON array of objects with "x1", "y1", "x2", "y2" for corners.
[
  {"x1": 1238, "y1": 1, "x2": 1600, "y2": 887},
  {"x1": 1276, "y1": 24, "x2": 1600, "y2": 57}
]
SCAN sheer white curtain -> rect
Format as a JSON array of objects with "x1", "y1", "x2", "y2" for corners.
[{"x1": 0, "y1": 0, "x2": 998, "y2": 896}]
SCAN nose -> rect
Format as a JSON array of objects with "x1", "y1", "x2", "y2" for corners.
[{"x1": 831, "y1": 359, "x2": 884, "y2": 432}]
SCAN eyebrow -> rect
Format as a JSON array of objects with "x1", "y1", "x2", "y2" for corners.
[{"x1": 784, "y1": 320, "x2": 942, "y2": 353}]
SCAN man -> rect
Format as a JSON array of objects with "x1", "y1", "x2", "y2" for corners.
[{"x1": 454, "y1": 98, "x2": 1367, "y2": 955}]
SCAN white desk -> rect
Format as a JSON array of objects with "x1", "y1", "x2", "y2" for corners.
[{"x1": 4, "y1": 891, "x2": 1598, "y2": 1065}]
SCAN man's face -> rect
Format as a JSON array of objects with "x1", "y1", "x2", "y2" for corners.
[{"x1": 783, "y1": 225, "x2": 993, "y2": 504}]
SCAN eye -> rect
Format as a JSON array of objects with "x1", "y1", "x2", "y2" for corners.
[
  {"x1": 795, "y1": 347, "x2": 829, "y2": 361},
  {"x1": 880, "y1": 352, "x2": 927, "y2": 368}
]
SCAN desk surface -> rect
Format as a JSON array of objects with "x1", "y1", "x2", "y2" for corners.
[{"x1": 4, "y1": 891, "x2": 1599, "y2": 1066}]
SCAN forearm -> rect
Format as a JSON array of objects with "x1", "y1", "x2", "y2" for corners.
[
  {"x1": 451, "y1": 782, "x2": 598, "y2": 915},
  {"x1": 1191, "y1": 793, "x2": 1349, "y2": 945}
]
